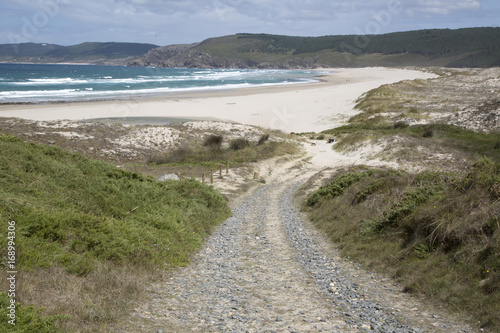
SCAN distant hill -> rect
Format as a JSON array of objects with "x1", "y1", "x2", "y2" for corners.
[
  {"x1": 129, "y1": 27, "x2": 500, "y2": 69},
  {"x1": 0, "y1": 42, "x2": 159, "y2": 65},
  {"x1": 1, "y1": 28, "x2": 499, "y2": 68}
]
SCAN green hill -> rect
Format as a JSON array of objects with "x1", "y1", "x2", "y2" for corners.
[
  {"x1": 0, "y1": 134, "x2": 230, "y2": 331},
  {"x1": 130, "y1": 27, "x2": 500, "y2": 68}
]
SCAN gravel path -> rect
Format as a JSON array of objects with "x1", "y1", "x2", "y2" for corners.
[{"x1": 117, "y1": 172, "x2": 475, "y2": 333}]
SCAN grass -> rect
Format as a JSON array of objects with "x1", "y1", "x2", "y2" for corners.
[
  {"x1": 302, "y1": 159, "x2": 500, "y2": 331},
  {"x1": 0, "y1": 134, "x2": 231, "y2": 332},
  {"x1": 354, "y1": 84, "x2": 400, "y2": 114},
  {"x1": 323, "y1": 123, "x2": 500, "y2": 164}
]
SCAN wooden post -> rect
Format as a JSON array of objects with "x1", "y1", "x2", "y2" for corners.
[
  {"x1": 202, "y1": 173, "x2": 205, "y2": 185},
  {"x1": 253, "y1": 172, "x2": 259, "y2": 179},
  {"x1": 219, "y1": 164, "x2": 222, "y2": 177},
  {"x1": 226, "y1": 160, "x2": 229, "y2": 174},
  {"x1": 210, "y1": 169, "x2": 214, "y2": 184}
]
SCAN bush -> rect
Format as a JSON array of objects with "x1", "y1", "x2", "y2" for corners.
[
  {"x1": 394, "y1": 121, "x2": 409, "y2": 129},
  {"x1": 203, "y1": 135, "x2": 223, "y2": 148},
  {"x1": 0, "y1": 293, "x2": 66, "y2": 332},
  {"x1": 422, "y1": 127, "x2": 434, "y2": 138},
  {"x1": 307, "y1": 170, "x2": 375, "y2": 206},
  {"x1": 316, "y1": 135, "x2": 325, "y2": 140},
  {"x1": 257, "y1": 134, "x2": 270, "y2": 146},
  {"x1": 229, "y1": 138, "x2": 250, "y2": 151}
]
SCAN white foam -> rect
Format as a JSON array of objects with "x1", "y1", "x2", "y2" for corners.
[
  {"x1": 0, "y1": 68, "x2": 321, "y2": 103},
  {"x1": 26, "y1": 78, "x2": 89, "y2": 85}
]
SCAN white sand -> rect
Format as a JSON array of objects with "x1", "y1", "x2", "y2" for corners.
[{"x1": 0, "y1": 67, "x2": 436, "y2": 133}]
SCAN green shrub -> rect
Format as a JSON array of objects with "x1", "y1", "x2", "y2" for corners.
[
  {"x1": 229, "y1": 138, "x2": 250, "y2": 151},
  {"x1": 0, "y1": 135, "x2": 231, "y2": 274},
  {"x1": 354, "y1": 178, "x2": 385, "y2": 203},
  {"x1": 455, "y1": 158, "x2": 500, "y2": 196},
  {"x1": 257, "y1": 133, "x2": 270, "y2": 145},
  {"x1": 203, "y1": 134, "x2": 224, "y2": 148},
  {"x1": 376, "y1": 186, "x2": 438, "y2": 231},
  {"x1": 0, "y1": 293, "x2": 67, "y2": 332},
  {"x1": 307, "y1": 170, "x2": 375, "y2": 206},
  {"x1": 422, "y1": 127, "x2": 434, "y2": 138},
  {"x1": 394, "y1": 121, "x2": 409, "y2": 129}
]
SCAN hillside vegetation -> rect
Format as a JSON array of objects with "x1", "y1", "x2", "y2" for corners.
[
  {"x1": 129, "y1": 27, "x2": 500, "y2": 68},
  {"x1": 0, "y1": 134, "x2": 230, "y2": 332},
  {"x1": 303, "y1": 159, "x2": 500, "y2": 331}
]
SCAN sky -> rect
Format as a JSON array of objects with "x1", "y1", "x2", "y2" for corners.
[{"x1": 1, "y1": 0, "x2": 499, "y2": 46}]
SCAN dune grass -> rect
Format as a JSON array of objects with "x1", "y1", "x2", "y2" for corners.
[
  {"x1": 0, "y1": 134, "x2": 231, "y2": 332},
  {"x1": 323, "y1": 123, "x2": 500, "y2": 164},
  {"x1": 302, "y1": 159, "x2": 500, "y2": 331},
  {"x1": 148, "y1": 134, "x2": 299, "y2": 168}
]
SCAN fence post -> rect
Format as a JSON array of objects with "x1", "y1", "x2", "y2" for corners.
[
  {"x1": 226, "y1": 160, "x2": 229, "y2": 174},
  {"x1": 219, "y1": 164, "x2": 223, "y2": 177},
  {"x1": 202, "y1": 173, "x2": 205, "y2": 185},
  {"x1": 210, "y1": 169, "x2": 214, "y2": 184}
]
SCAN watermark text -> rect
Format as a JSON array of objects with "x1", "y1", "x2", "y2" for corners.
[{"x1": 6, "y1": 220, "x2": 17, "y2": 326}]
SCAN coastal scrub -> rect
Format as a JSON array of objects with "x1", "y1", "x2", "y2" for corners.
[
  {"x1": 0, "y1": 134, "x2": 231, "y2": 332},
  {"x1": 302, "y1": 160, "x2": 500, "y2": 331}
]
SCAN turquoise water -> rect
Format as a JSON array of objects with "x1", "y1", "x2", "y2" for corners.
[{"x1": 0, "y1": 63, "x2": 322, "y2": 104}]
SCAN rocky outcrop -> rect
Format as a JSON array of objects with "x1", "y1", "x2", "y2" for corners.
[{"x1": 127, "y1": 44, "x2": 197, "y2": 67}]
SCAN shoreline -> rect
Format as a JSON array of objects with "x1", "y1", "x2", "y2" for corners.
[
  {"x1": 0, "y1": 67, "x2": 437, "y2": 133},
  {"x1": 0, "y1": 76, "x2": 326, "y2": 107}
]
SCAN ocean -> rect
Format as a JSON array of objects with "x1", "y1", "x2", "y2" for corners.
[{"x1": 0, "y1": 63, "x2": 322, "y2": 104}]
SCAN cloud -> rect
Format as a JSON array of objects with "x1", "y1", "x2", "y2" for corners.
[
  {"x1": 216, "y1": 0, "x2": 354, "y2": 21},
  {"x1": 403, "y1": 0, "x2": 481, "y2": 15},
  {"x1": 0, "y1": 0, "x2": 492, "y2": 45}
]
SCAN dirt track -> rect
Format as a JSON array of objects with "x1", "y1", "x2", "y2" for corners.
[{"x1": 115, "y1": 154, "x2": 473, "y2": 333}]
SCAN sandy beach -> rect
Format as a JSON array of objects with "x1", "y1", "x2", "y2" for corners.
[{"x1": 0, "y1": 67, "x2": 436, "y2": 133}]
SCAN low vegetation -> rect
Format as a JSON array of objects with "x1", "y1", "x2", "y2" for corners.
[
  {"x1": 302, "y1": 160, "x2": 500, "y2": 331},
  {"x1": 323, "y1": 123, "x2": 500, "y2": 165},
  {"x1": 348, "y1": 68, "x2": 500, "y2": 134},
  {"x1": 148, "y1": 134, "x2": 299, "y2": 167},
  {"x1": 0, "y1": 134, "x2": 231, "y2": 332}
]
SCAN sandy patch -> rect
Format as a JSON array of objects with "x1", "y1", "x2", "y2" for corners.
[{"x1": 112, "y1": 127, "x2": 181, "y2": 150}]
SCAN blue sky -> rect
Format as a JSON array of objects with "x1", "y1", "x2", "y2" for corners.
[{"x1": 1, "y1": 0, "x2": 499, "y2": 46}]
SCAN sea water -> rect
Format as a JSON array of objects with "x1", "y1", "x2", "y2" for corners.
[{"x1": 0, "y1": 63, "x2": 322, "y2": 104}]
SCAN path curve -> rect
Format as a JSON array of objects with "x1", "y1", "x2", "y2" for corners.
[{"x1": 117, "y1": 155, "x2": 473, "y2": 332}]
